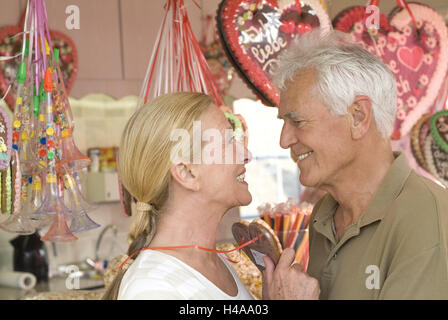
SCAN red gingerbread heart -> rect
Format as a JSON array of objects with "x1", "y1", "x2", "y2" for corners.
[
  {"x1": 217, "y1": 0, "x2": 331, "y2": 106},
  {"x1": 0, "y1": 26, "x2": 78, "y2": 111},
  {"x1": 333, "y1": 4, "x2": 448, "y2": 140}
]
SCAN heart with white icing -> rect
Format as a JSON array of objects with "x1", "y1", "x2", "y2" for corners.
[
  {"x1": 217, "y1": 0, "x2": 331, "y2": 106},
  {"x1": 333, "y1": 3, "x2": 448, "y2": 140}
]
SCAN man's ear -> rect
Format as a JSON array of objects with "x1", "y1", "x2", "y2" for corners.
[
  {"x1": 347, "y1": 96, "x2": 373, "y2": 140},
  {"x1": 170, "y1": 162, "x2": 200, "y2": 191}
]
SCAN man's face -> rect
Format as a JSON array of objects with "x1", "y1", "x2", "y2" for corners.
[{"x1": 278, "y1": 69, "x2": 354, "y2": 188}]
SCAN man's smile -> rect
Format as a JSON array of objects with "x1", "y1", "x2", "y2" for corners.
[{"x1": 297, "y1": 150, "x2": 314, "y2": 161}]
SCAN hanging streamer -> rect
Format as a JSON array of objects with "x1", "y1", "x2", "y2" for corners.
[{"x1": 139, "y1": 0, "x2": 223, "y2": 107}]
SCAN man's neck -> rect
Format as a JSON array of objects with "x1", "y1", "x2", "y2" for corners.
[{"x1": 323, "y1": 143, "x2": 395, "y2": 225}]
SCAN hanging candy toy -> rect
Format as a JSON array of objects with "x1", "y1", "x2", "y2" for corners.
[{"x1": 0, "y1": 0, "x2": 98, "y2": 241}]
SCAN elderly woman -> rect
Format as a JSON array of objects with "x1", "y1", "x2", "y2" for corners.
[
  {"x1": 263, "y1": 30, "x2": 448, "y2": 299},
  {"x1": 102, "y1": 92, "x2": 253, "y2": 300}
]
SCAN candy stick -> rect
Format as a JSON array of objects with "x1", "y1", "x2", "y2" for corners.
[
  {"x1": 282, "y1": 213, "x2": 291, "y2": 248},
  {"x1": 303, "y1": 211, "x2": 312, "y2": 228},
  {"x1": 285, "y1": 215, "x2": 298, "y2": 248},
  {"x1": 263, "y1": 214, "x2": 271, "y2": 228},
  {"x1": 274, "y1": 213, "x2": 282, "y2": 240},
  {"x1": 295, "y1": 231, "x2": 309, "y2": 268},
  {"x1": 286, "y1": 213, "x2": 305, "y2": 248},
  {"x1": 5, "y1": 164, "x2": 11, "y2": 214},
  {"x1": 12, "y1": 150, "x2": 22, "y2": 214},
  {"x1": 293, "y1": 228, "x2": 307, "y2": 251},
  {"x1": 52, "y1": 48, "x2": 74, "y2": 131},
  {"x1": 12, "y1": 62, "x2": 27, "y2": 152},
  {"x1": 289, "y1": 231, "x2": 300, "y2": 251}
]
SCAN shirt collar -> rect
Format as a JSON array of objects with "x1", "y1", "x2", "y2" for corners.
[{"x1": 313, "y1": 152, "x2": 412, "y2": 228}]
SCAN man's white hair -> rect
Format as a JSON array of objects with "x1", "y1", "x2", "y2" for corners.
[{"x1": 273, "y1": 29, "x2": 397, "y2": 139}]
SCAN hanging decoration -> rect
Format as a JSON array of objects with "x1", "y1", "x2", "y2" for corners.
[
  {"x1": 139, "y1": 0, "x2": 223, "y2": 107},
  {"x1": 0, "y1": 106, "x2": 12, "y2": 170},
  {"x1": 0, "y1": 0, "x2": 98, "y2": 241},
  {"x1": 220, "y1": 106, "x2": 249, "y2": 147},
  {"x1": 0, "y1": 16, "x2": 78, "y2": 112},
  {"x1": 216, "y1": 0, "x2": 331, "y2": 107},
  {"x1": 333, "y1": 1, "x2": 448, "y2": 140}
]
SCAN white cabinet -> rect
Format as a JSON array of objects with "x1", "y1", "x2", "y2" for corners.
[{"x1": 86, "y1": 172, "x2": 120, "y2": 203}]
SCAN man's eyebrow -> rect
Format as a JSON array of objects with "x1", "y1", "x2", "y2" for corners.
[{"x1": 278, "y1": 112, "x2": 299, "y2": 120}]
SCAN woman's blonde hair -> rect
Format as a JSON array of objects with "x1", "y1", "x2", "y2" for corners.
[{"x1": 102, "y1": 92, "x2": 212, "y2": 299}]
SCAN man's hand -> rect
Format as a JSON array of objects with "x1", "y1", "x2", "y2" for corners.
[{"x1": 262, "y1": 248, "x2": 320, "y2": 300}]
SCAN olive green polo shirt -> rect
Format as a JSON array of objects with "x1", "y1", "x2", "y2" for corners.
[{"x1": 307, "y1": 152, "x2": 448, "y2": 299}]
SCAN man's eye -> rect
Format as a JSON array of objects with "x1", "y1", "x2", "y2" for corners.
[{"x1": 291, "y1": 119, "x2": 304, "y2": 126}]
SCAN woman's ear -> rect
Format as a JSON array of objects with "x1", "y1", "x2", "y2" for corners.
[
  {"x1": 170, "y1": 162, "x2": 199, "y2": 191},
  {"x1": 347, "y1": 96, "x2": 373, "y2": 140}
]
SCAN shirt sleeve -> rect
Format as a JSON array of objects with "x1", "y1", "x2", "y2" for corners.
[
  {"x1": 379, "y1": 245, "x2": 448, "y2": 299},
  {"x1": 119, "y1": 277, "x2": 185, "y2": 300}
]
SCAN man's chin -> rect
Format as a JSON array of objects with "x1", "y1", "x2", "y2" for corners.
[{"x1": 299, "y1": 173, "x2": 318, "y2": 188}]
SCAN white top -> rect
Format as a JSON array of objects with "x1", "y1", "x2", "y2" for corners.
[{"x1": 117, "y1": 250, "x2": 254, "y2": 300}]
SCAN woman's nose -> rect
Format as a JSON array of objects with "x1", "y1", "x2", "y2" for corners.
[{"x1": 244, "y1": 147, "x2": 252, "y2": 164}]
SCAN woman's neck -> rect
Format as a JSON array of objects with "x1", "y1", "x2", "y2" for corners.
[{"x1": 148, "y1": 201, "x2": 227, "y2": 261}]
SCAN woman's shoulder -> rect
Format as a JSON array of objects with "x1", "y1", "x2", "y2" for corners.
[{"x1": 118, "y1": 250, "x2": 196, "y2": 299}]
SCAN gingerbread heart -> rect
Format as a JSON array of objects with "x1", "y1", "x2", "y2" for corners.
[
  {"x1": 0, "y1": 26, "x2": 78, "y2": 111},
  {"x1": 333, "y1": 3, "x2": 448, "y2": 140},
  {"x1": 424, "y1": 134, "x2": 448, "y2": 187},
  {"x1": 232, "y1": 220, "x2": 257, "y2": 264},
  {"x1": 410, "y1": 113, "x2": 431, "y2": 170},
  {"x1": 217, "y1": 0, "x2": 331, "y2": 106},
  {"x1": 430, "y1": 110, "x2": 448, "y2": 154},
  {"x1": 232, "y1": 218, "x2": 282, "y2": 271}
]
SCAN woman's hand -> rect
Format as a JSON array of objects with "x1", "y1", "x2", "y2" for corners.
[{"x1": 262, "y1": 248, "x2": 320, "y2": 300}]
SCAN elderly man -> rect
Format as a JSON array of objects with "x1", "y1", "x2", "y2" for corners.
[{"x1": 262, "y1": 30, "x2": 448, "y2": 299}]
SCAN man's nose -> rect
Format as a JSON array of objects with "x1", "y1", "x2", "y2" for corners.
[{"x1": 279, "y1": 122, "x2": 297, "y2": 149}]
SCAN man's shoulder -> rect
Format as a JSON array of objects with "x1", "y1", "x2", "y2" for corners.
[
  {"x1": 397, "y1": 170, "x2": 448, "y2": 214},
  {"x1": 387, "y1": 170, "x2": 448, "y2": 246}
]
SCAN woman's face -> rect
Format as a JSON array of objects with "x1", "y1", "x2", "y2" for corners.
[{"x1": 196, "y1": 105, "x2": 252, "y2": 208}]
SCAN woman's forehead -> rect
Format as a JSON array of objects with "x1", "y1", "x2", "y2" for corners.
[{"x1": 202, "y1": 105, "x2": 233, "y2": 131}]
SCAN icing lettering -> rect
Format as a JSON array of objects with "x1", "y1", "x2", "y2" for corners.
[{"x1": 396, "y1": 75, "x2": 411, "y2": 96}]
